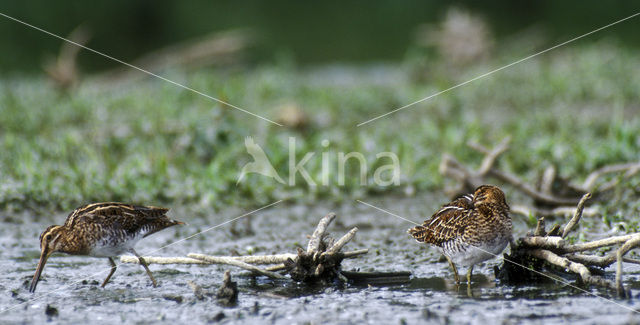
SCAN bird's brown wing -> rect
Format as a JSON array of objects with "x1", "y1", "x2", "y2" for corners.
[
  {"x1": 64, "y1": 202, "x2": 170, "y2": 230},
  {"x1": 408, "y1": 196, "x2": 474, "y2": 246}
]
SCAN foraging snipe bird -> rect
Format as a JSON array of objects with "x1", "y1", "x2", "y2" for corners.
[
  {"x1": 30, "y1": 202, "x2": 184, "y2": 293},
  {"x1": 408, "y1": 185, "x2": 512, "y2": 284}
]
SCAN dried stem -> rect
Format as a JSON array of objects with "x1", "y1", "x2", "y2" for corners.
[
  {"x1": 582, "y1": 162, "x2": 640, "y2": 191},
  {"x1": 511, "y1": 204, "x2": 598, "y2": 218},
  {"x1": 120, "y1": 256, "x2": 209, "y2": 264},
  {"x1": 467, "y1": 137, "x2": 510, "y2": 176},
  {"x1": 534, "y1": 217, "x2": 546, "y2": 236},
  {"x1": 528, "y1": 249, "x2": 618, "y2": 291},
  {"x1": 520, "y1": 236, "x2": 565, "y2": 249},
  {"x1": 561, "y1": 193, "x2": 592, "y2": 238},
  {"x1": 120, "y1": 254, "x2": 297, "y2": 265},
  {"x1": 562, "y1": 234, "x2": 638, "y2": 253},
  {"x1": 616, "y1": 235, "x2": 640, "y2": 296},
  {"x1": 326, "y1": 227, "x2": 358, "y2": 254},
  {"x1": 307, "y1": 213, "x2": 336, "y2": 254},
  {"x1": 488, "y1": 168, "x2": 579, "y2": 206},
  {"x1": 187, "y1": 253, "x2": 286, "y2": 279}
]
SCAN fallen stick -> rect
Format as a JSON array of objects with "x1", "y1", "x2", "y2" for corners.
[
  {"x1": 120, "y1": 250, "x2": 369, "y2": 267},
  {"x1": 467, "y1": 137, "x2": 510, "y2": 176},
  {"x1": 616, "y1": 235, "x2": 640, "y2": 296},
  {"x1": 120, "y1": 254, "x2": 298, "y2": 265},
  {"x1": 520, "y1": 234, "x2": 640, "y2": 253},
  {"x1": 326, "y1": 227, "x2": 358, "y2": 254},
  {"x1": 307, "y1": 213, "x2": 336, "y2": 254},
  {"x1": 622, "y1": 258, "x2": 640, "y2": 265},
  {"x1": 520, "y1": 236, "x2": 565, "y2": 249},
  {"x1": 488, "y1": 168, "x2": 580, "y2": 206},
  {"x1": 534, "y1": 217, "x2": 546, "y2": 236},
  {"x1": 511, "y1": 204, "x2": 598, "y2": 218},
  {"x1": 565, "y1": 253, "x2": 616, "y2": 268},
  {"x1": 528, "y1": 249, "x2": 618, "y2": 291},
  {"x1": 562, "y1": 234, "x2": 639, "y2": 253},
  {"x1": 187, "y1": 253, "x2": 286, "y2": 279},
  {"x1": 562, "y1": 193, "x2": 592, "y2": 238},
  {"x1": 582, "y1": 162, "x2": 640, "y2": 191},
  {"x1": 120, "y1": 256, "x2": 209, "y2": 264}
]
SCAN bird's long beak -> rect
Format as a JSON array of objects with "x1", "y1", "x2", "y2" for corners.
[{"x1": 29, "y1": 247, "x2": 51, "y2": 293}]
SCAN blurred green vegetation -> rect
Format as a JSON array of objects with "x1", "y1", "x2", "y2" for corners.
[
  {"x1": 1, "y1": 1, "x2": 639, "y2": 73},
  {"x1": 0, "y1": 39, "x2": 638, "y2": 214}
]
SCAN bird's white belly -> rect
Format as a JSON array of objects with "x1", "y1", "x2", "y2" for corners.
[
  {"x1": 89, "y1": 233, "x2": 142, "y2": 257},
  {"x1": 445, "y1": 238, "x2": 509, "y2": 267}
]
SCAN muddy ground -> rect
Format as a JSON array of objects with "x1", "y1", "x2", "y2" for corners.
[{"x1": 2, "y1": 196, "x2": 640, "y2": 324}]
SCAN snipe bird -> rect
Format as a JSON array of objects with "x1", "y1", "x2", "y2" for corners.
[
  {"x1": 30, "y1": 202, "x2": 184, "y2": 292},
  {"x1": 408, "y1": 185, "x2": 512, "y2": 284}
]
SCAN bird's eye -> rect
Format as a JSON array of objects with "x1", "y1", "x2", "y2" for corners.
[{"x1": 45, "y1": 234, "x2": 52, "y2": 241}]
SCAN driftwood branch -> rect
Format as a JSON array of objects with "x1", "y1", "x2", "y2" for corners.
[
  {"x1": 440, "y1": 140, "x2": 638, "y2": 210},
  {"x1": 562, "y1": 193, "x2": 592, "y2": 238},
  {"x1": 307, "y1": 213, "x2": 336, "y2": 254},
  {"x1": 468, "y1": 137, "x2": 511, "y2": 176},
  {"x1": 501, "y1": 192, "x2": 640, "y2": 297},
  {"x1": 511, "y1": 204, "x2": 598, "y2": 218},
  {"x1": 187, "y1": 253, "x2": 286, "y2": 279},
  {"x1": 327, "y1": 227, "x2": 358, "y2": 254},
  {"x1": 488, "y1": 168, "x2": 579, "y2": 206},
  {"x1": 120, "y1": 254, "x2": 298, "y2": 265},
  {"x1": 120, "y1": 213, "x2": 369, "y2": 284},
  {"x1": 581, "y1": 162, "x2": 640, "y2": 191},
  {"x1": 528, "y1": 249, "x2": 618, "y2": 291},
  {"x1": 616, "y1": 235, "x2": 640, "y2": 296}
]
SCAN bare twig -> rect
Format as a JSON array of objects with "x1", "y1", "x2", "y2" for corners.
[
  {"x1": 616, "y1": 235, "x2": 640, "y2": 296},
  {"x1": 488, "y1": 168, "x2": 580, "y2": 206},
  {"x1": 529, "y1": 249, "x2": 618, "y2": 291},
  {"x1": 622, "y1": 258, "x2": 640, "y2": 265},
  {"x1": 264, "y1": 249, "x2": 368, "y2": 272},
  {"x1": 520, "y1": 236, "x2": 565, "y2": 249},
  {"x1": 503, "y1": 188, "x2": 640, "y2": 297},
  {"x1": 540, "y1": 166, "x2": 556, "y2": 195},
  {"x1": 187, "y1": 253, "x2": 286, "y2": 279},
  {"x1": 562, "y1": 193, "x2": 592, "y2": 238},
  {"x1": 307, "y1": 213, "x2": 336, "y2": 254},
  {"x1": 120, "y1": 254, "x2": 297, "y2": 265},
  {"x1": 326, "y1": 227, "x2": 358, "y2": 254},
  {"x1": 511, "y1": 204, "x2": 598, "y2": 218},
  {"x1": 562, "y1": 234, "x2": 638, "y2": 253},
  {"x1": 534, "y1": 217, "x2": 546, "y2": 236},
  {"x1": 120, "y1": 256, "x2": 209, "y2": 264},
  {"x1": 565, "y1": 253, "x2": 614, "y2": 268},
  {"x1": 582, "y1": 162, "x2": 640, "y2": 191},
  {"x1": 467, "y1": 137, "x2": 511, "y2": 176}
]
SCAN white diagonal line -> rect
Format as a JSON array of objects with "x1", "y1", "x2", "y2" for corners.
[
  {"x1": 355, "y1": 199, "x2": 639, "y2": 314},
  {"x1": 0, "y1": 11, "x2": 283, "y2": 127},
  {"x1": 1, "y1": 199, "x2": 285, "y2": 314},
  {"x1": 357, "y1": 11, "x2": 640, "y2": 127}
]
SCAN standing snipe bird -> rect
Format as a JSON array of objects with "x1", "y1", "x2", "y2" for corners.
[
  {"x1": 29, "y1": 203, "x2": 184, "y2": 293},
  {"x1": 408, "y1": 185, "x2": 512, "y2": 284}
]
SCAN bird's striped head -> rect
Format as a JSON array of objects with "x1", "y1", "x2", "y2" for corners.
[
  {"x1": 30, "y1": 225, "x2": 65, "y2": 293},
  {"x1": 472, "y1": 185, "x2": 508, "y2": 209},
  {"x1": 38, "y1": 225, "x2": 65, "y2": 253}
]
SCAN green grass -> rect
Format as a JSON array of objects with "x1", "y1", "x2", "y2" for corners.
[{"x1": 1, "y1": 40, "x2": 639, "y2": 216}]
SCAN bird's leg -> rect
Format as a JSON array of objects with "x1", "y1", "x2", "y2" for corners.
[
  {"x1": 445, "y1": 256, "x2": 460, "y2": 284},
  {"x1": 466, "y1": 265, "x2": 474, "y2": 284},
  {"x1": 131, "y1": 249, "x2": 157, "y2": 287},
  {"x1": 101, "y1": 257, "x2": 117, "y2": 288}
]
